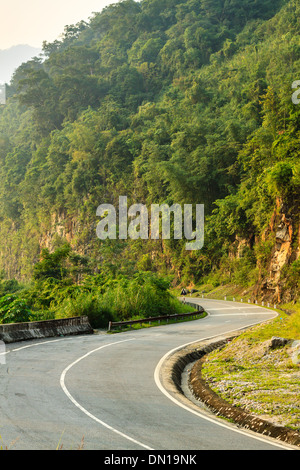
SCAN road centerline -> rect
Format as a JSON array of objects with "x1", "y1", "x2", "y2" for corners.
[{"x1": 59, "y1": 337, "x2": 154, "y2": 451}]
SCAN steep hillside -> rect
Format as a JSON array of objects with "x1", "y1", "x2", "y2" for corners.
[{"x1": 0, "y1": 0, "x2": 298, "y2": 305}]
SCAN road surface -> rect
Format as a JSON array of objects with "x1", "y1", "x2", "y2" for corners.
[{"x1": 0, "y1": 298, "x2": 295, "y2": 450}]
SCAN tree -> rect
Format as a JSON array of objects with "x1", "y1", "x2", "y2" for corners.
[{"x1": 32, "y1": 245, "x2": 71, "y2": 281}]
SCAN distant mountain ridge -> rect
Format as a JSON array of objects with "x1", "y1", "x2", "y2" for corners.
[{"x1": 0, "y1": 45, "x2": 42, "y2": 84}]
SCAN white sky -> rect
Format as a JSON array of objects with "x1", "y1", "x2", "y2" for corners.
[{"x1": 0, "y1": 0, "x2": 115, "y2": 50}]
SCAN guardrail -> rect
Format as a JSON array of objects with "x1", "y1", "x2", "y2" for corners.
[
  {"x1": 189, "y1": 292, "x2": 278, "y2": 309},
  {"x1": 108, "y1": 304, "x2": 204, "y2": 331}
]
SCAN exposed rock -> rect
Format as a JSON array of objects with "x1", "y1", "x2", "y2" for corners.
[
  {"x1": 268, "y1": 336, "x2": 291, "y2": 350},
  {"x1": 257, "y1": 196, "x2": 299, "y2": 303},
  {"x1": 276, "y1": 223, "x2": 291, "y2": 243}
]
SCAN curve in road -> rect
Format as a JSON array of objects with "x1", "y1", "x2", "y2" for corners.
[{"x1": 0, "y1": 298, "x2": 296, "y2": 450}]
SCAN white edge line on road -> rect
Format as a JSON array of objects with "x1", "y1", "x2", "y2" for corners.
[
  {"x1": 209, "y1": 313, "x2": 277, "y2": 316},
  {"x1": 4, "y1": 303, "x2": 291, "y2": 450},
  {"x1": 154, "y1": 315, "x2": 294, "y2": 451},
  {"x1": 207, "y1": 307, "x2": 273, "y2": 310},
  {"x1": 59, "y1": 338, "x2": 154, "y2": 451},
  {"x1": 0, "y1": 338, "x2": 66, "y2": 356},
  {"x1": 11, "y1": 338, "x2": 66, "y2": 352}
]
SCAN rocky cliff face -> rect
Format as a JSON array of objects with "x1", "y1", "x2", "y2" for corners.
[
  {"x1": 38, "y1": 211, "x2": 98, "y2": 260},
  {"x1": 260, "y1": 197, "x2": 299, "y2": 303},
  {"x1": 0, "y1": 194, "x2": 298, "y2": 305}
]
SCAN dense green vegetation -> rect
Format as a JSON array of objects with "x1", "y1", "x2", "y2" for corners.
[
  {"x1": 0, "y1": 244, "x2": 191, "y2": 327},
  {"x1": 0, "y1": 0, "x2": 299, "y2": 325}
]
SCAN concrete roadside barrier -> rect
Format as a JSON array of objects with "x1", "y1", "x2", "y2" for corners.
[{"x1": 0, "y1": 316, "x2": 93, "y2": 344}]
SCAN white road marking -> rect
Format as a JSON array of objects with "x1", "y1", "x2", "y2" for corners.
[
  {"x1": 11, "y1": 338, "x2": 66, "y2": 352},
  {"x1": 59, "y1": 338, "x2": 154, "y2": 451},
  {"x1": 207, "y1": 307, "x2": 268, "y2": 310},
  {"x1": 3, "y1": 304, "x2": 289, "y2": 450},
  {"x1": 154, "y1": 315, "x2": 294, "y2": 451},
  {"x1": 209, "y1": 312, "x2": 275, "y2": 315},
  {"x1": 0, "y1": 338, "x2": 67, "y2": 358}
]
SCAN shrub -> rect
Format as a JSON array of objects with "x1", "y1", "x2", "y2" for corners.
[
  {"x1": 55, "y1": 291, "x2": 116, "y2": 328},
  {"x1": 54, "y1": 272, "x2": 186, "y2": 328},
  {"x1": 0, "y1": 294, "x2": 32, "y2": 324}
]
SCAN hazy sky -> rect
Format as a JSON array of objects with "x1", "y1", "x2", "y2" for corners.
[{"x1": 0, "y1": 0, "x2": 115, "y2": 50}]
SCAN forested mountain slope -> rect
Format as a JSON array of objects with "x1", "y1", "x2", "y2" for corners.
[{"x1": 0, "y1": 0, "x2": 299, "y2": 304}]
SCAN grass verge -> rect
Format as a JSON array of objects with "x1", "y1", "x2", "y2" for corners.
[{"x1": 200, "y1": 307, "x2": 300, "y2": 431}]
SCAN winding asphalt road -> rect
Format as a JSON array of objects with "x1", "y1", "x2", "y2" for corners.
[{"x1": 0, "y1": 298, "x2": 295, "y2": 450}]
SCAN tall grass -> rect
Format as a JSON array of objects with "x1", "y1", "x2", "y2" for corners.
[{"x1": 55, "y1": 274, "x2": 189, "y2": 328}]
